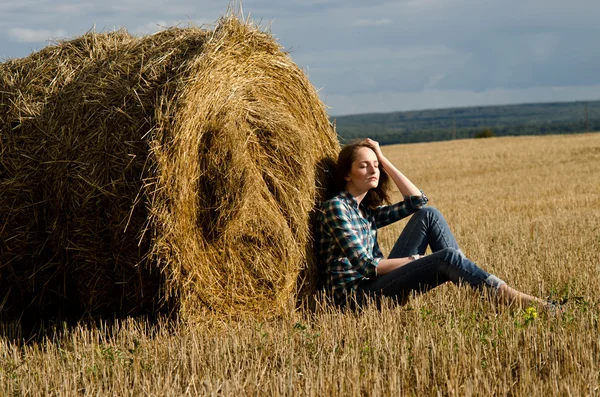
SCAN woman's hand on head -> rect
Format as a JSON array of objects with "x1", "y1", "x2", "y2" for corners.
[{"x1": 366, "y1": 138, "x2": 385, "y2": 159}]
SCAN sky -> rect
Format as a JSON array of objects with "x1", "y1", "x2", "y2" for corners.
[{"x1": 1, "y1": 0, "x2": 600, "y2": 116}]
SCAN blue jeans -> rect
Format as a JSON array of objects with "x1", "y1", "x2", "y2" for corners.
[{"x1": 356, "y1": 207, "x2": 505, "y2": 304}]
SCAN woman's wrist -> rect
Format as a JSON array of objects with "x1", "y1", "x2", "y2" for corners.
[{"x1": 378, "y1": 155, "x2": 391, "y2": 167}]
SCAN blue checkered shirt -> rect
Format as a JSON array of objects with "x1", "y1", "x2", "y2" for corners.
[{"x1": 317, "y1": 190, "x2": 428, "y2": 302}]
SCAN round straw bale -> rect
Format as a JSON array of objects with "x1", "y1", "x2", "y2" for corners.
[{"x1": 0, "y1": 17, "x2": 339, "y2": 321}]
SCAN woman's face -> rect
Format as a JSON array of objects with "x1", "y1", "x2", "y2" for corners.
[{"x1": 345, "y1": 146, "x2": 380, "y2": 194}]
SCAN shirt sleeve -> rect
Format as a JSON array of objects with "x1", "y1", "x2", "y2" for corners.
[
  {"x1": 372, "y1": 191, "x2": 429, "y2": 229},
  {"x1": 321, "y1": 200, "x2": 379, "y2": 279}
]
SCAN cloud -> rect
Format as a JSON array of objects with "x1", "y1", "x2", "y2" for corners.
[
  {"x1": 7, "y1": 28, "x2": 68, "y2": 43},
  {"x1": 292, "y1": 45, "x2": 467, "y2": 96},
  {"x1": 527, "y1": 32, "x2": 560, "y2": 60},
  {"x1": 51, "y1": 3, "x2": 94, "y2": 16},
  {"x1": 294, "y1": 45, "x2": 457, "y2": 64},
  {"x1": 355, "y1": 18, "x2": 392, "y2": 26},
  {"x1": 324, "y1": 84, "x2": 600, "y2": 116},
  {"x1": 2, "y1": 0, "x2": 600, "y2": 115},
  {"x1": 425, "y1": 73, "x2": 446, "y2": 89}
]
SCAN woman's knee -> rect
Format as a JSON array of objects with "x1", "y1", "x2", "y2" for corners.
[
  {"x1": 421, "y1": 206, "x2": 443, "y2": 219},
  {"x1": 412, "y1": 206, "x2": 443, "y2": 221},
  {"x1": 438, "y1": 247, "x2": 464, "y2": 262}
]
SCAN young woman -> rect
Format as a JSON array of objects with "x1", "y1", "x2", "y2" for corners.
[{"x1": 317, "y1": 138, "x2": 555, "y2": 310}]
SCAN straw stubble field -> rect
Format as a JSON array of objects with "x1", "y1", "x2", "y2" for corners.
[{"x1": 1, "y1": 133, "x2": 599, "y2": 396}]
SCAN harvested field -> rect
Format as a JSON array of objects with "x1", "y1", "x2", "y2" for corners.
[{"x1": 1, "y1": 133, "x2": 599, "y2": 395}]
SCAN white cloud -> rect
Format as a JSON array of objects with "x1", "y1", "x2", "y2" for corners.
[
  {"x1": 356, "y1": 18, "x2": 391, "y2": 26},
  {"x1": 7, "y1": 28, "x2": 68, "y2": 43}
]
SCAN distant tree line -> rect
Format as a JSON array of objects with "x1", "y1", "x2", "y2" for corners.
[{"x1": 332, "y1": 100, "x2": 600, "y2": 145}]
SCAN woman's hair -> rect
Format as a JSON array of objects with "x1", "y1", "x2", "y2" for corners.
[{"x1": 333, "y1": 139, "x2": 392, "y2": 208}]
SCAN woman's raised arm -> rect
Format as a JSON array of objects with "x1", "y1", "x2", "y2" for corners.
[{"x1": 366, "y1": 138, "x2": 421, "y2": 197}]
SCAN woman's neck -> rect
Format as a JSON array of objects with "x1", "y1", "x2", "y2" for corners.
[{"x1": 345, "y1": 185, "x2": 368, "y2": 206}]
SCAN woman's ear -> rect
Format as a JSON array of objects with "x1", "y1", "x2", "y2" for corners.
[{"x1": 344, "y1": 175, "x2": 351, "y2": 181}]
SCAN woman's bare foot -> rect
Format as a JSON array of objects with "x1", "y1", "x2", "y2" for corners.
[{"x1": 497, "y1": 284, "x2": 554, "y2": 311}]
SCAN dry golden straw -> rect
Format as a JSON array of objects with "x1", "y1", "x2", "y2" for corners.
[
  {"x1": 1, "y1": 133, "x2": 599, "y2": 395},
  {"x1": 0, "y1": 17, "x2": 339, "y2": 322}
]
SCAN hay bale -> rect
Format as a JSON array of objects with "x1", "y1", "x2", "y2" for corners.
[{"x1": 0, "y1": 17, "x2": 339, "y2": 321}]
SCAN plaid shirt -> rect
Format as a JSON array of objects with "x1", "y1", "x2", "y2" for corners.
[{"x1": 317, "y1": 190, "x2": 428, "y2": 302}]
